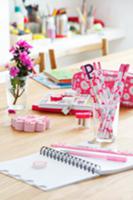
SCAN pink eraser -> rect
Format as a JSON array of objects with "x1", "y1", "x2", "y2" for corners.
[
  {"x1": 26, "y1": 115, "x2": 37, "y2": 119},
  {"x1": 35, "y1": 120, "x2": 46, "y2": 132},
  {"x1": 38, "y1": 116, "x2": 50, "y2": 129},
  {"x1": 14, "y1": 119, "x2": 24, "y2": 131},
  {"x1": 32, "y1": 160, "x2": 47, "y2": 169},
  {"x1": 11, "y1": 115, "x2": 50, "y2": 133},
  {"x1": 24, "y1": 120, "x2": 36, "y2": 132}
]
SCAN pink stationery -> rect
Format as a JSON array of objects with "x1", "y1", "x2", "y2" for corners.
[
  {"x1": 51, "y1": 144, "x2": 133, "y2": 157},
  {"x1": 72, "y1": 63, "x2": 133, "y2": 107},
  {"x1": 32, "y1": 91, "x2": 92, "y2": 115},
  {"x1": 11, "y1": 115, "x2": 50, "y2": 132},
  {"x1": 81, "y1": 63, "x2": 129, "y2": 141},
  {"x1": 64, "y1": 150, "x2": 127, "y2": 163}
]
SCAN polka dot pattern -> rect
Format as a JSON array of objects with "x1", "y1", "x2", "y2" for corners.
[
  {"x1": 123, "y1": 93, "x2": 130, "y2": 100},
  {"x1": 80, "y1": 81, "x2": 89, "y2": 90},
  {"x1": 130, "y1": 79, "x2": 133, "y2": 84},
  {"x1": 129, "y1": 86, "x2": 133, "y2": 95},
  {"x1": 72, "y1": 71, "x2": 133, "y2": 107}
]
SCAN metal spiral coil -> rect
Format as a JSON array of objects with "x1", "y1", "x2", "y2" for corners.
[{"x1": 40, "y1": 146, "x2": 101, "y2": 174}]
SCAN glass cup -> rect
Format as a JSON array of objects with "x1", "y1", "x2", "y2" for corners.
[
  {"x1": 6, "y1": 74, "x2": 27, "y2": 110},
  {"x1": 93, "y1": 103, "x2": 120, "y2": 143}
]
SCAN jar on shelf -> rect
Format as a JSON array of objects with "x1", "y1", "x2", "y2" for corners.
[
  {"x1": 46, "y1": 16, "x2": 56, "y2": 40},
  {"x1": 56, "y1": 13, "x2": 68, "y2": 36}
]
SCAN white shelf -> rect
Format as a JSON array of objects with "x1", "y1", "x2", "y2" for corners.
[{"x1": 30, "y1": 27, "x2": 125, "y2": 57}]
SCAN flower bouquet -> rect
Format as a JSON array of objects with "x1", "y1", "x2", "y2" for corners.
[{"x1": 7, "y1": 40, "x2": 34, "y2": 109}]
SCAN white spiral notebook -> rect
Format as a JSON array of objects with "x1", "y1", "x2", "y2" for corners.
[{"x1": 0, "y1": 146, "x2": 133, "y2": 191}]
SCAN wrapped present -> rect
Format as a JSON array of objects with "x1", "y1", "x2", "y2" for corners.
[{"x1": 72, "y1": 68, "x2": 133, "y2": 107}]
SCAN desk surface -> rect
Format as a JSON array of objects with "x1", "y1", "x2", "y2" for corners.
[{"x1": 0, "y1": 49, "x2": 133, "y2": 200}]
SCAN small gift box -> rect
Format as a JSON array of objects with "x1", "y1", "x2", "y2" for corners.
[{"x1": 72, "y1": 68, "x2": 133, "y2": 107}]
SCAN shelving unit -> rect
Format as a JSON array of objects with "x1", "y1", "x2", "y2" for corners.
[{"x1": 31, "y1": 27, "x2": 125, "y2": 57}]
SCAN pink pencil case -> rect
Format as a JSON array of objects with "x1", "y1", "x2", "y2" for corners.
[{"x1": 72, "y1": 69, "x2": 133, "y2": 107}]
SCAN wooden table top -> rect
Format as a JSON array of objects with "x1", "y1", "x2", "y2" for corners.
[{"x1": 0, "y1": 49, "x2": 133, "y2": 200}]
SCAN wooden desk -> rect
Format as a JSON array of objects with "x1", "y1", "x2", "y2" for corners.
[
  {"x1": 0, "y1": 49, "x2": 133, "y2": 200},
  {"x1": 67, "y1": 48, "x2": 133, "y2": 72}
]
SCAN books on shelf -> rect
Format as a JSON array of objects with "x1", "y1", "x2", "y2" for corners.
[{"x1": 0, "y1": 146, "x2": 133, "y2": 191}]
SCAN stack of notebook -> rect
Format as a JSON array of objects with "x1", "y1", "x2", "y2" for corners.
[{"x1": 33, "y1": 68, "x2": 78, "y2": 89}]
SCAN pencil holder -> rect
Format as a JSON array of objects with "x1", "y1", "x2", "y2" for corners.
[{"x1": 93, "y1": 103, "x2": 120, "y2": 143}]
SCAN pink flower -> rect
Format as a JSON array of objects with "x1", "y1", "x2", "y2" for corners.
[
  {"x1": 17, "y1": 40, "x2": 32, "y2": 50},
  {"x1": 19, "y1": 52, "x2": 33, "y2": 70},
  {"x1": 5, "y1": 63, "x2": 10, "y2": 69},
  {"x1": 10, "y1": 66, "x2": 20, "y2": 77},
  {"x1": 26, "y1": 59, "x2": 33, "y2": 70},
  {"x1": 19, "y1": 52, "x2": 28, "y2": 62},
  {"x1": 9, "y1": 46, "x2": 16, "y2": 53},
  {"x1": 8, "y1": 40, "x2": 33, "y2": 78}
]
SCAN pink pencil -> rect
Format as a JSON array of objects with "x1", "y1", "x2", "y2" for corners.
[
  {"x1": 51, "y1": 144, "x2": 133, "y2": 157},
  {"x1": 64, "y1": 150, "x2": 127, "y2": 163}
]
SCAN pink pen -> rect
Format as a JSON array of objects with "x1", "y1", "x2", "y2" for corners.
[
  {"x1": 51, "y1": 144, "x2": 133, "y2": 157},
  {"x1": 64, "y1": 150, "x2": 127, "y2": 163}
]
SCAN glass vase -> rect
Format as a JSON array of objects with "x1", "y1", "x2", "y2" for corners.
[
  {"x1": 6, "y1": 75, "x2": 27, "y2": 110},
  {"x1": 93, "y1": 103, "x2": 120, "y2": 143}
]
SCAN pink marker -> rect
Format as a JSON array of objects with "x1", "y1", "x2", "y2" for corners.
[
  {"x1": 51, "y1": 144, "x2": 133, "y2": 157},
  {"x1": 65, "y1": 150, "x2": 127, "y2": 162}
]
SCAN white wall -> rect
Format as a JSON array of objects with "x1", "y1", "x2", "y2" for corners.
[
  {"x1": 38, "y1": 0, "x2": 80, "y2": 16},
  {"x1": 0, "y1": 0, "x2": 10, "y2": 65},
  {"x1": 58, "y1": 0, "x2": 133, "y2": 67},
  {"x1": 9, "y1": 0, "x2": 80, "y2": 19},
  {"x1": 86, "y1": 0, "x2": 133, "y2": 51}
]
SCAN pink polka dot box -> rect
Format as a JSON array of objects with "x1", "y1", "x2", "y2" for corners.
[{"x1": 72, "y1": 70, "x2": 133, "y2": 107}]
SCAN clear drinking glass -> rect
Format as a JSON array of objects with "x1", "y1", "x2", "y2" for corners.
[{"x1": 93, "y1": 103, "x2": 120, "y2": 143}]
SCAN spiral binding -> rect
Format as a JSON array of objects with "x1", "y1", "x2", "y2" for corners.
[{"x1": 40, "y1": 146, "x2": 101, "y2": 174}]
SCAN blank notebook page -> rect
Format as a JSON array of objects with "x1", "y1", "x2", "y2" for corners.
[
  {"x1": 0, "y1": 153, "x2": 98, "y2": 191},
  {"x1": 0, "y1": 147, "x2": 133, "y2": 191}
]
